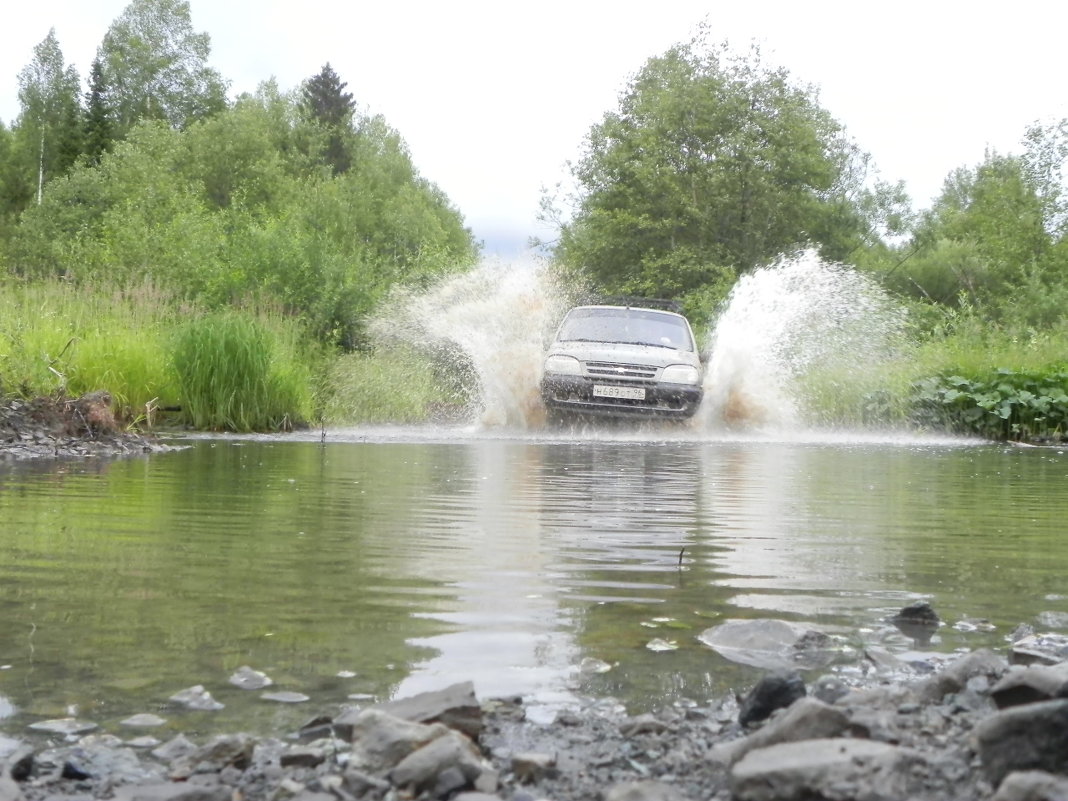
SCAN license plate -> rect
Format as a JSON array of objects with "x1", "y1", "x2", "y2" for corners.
[{"x1": 593, "y1": 384, "x2": 645, "y2": 400}]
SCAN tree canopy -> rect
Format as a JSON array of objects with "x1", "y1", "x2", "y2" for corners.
[
  {"x1": 552, "y1": 35, "x2": 874, "y2": 315},
  {"x1": 97, "y1": 0, "x2": 228, "y2": 135}
]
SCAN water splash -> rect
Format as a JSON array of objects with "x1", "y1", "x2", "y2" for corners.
[
  {"x1": 699, "y1": 249, "x2": 907, "y2": 429},
  {"x1": 375, "y1": 250, "x2": 905, "y2": 433},
  {"x1": 371, "y1": 258, "x2": 572, "y2": 427}
]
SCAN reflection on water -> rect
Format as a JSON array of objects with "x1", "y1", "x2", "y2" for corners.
[{"x1": 1, "y1": 432, "x2": 1067, "y2": 737}]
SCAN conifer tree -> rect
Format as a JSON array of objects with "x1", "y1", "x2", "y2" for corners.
[
  {"x1": 300, "y1": 63, "x2": 356, "y2": 174},
  {"x1": 83, "y1": 58, "x2": 114, "y2": 165}
]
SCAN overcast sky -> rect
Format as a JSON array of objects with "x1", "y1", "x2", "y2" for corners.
[{"x1": 3, "y1": 0, "x2": 1067, "y2": 257}]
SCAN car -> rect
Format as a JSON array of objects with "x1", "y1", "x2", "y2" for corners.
[{"x1": 540, "y1": 301, "x2": 705, "y2": 420}]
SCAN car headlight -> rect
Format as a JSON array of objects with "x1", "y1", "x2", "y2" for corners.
[
  {"x1": 661, "y1": 364, "x2": 701, "y2": 385},
  {"x1": 544, "y1": 354, "x2": 582, "y2": 375}
]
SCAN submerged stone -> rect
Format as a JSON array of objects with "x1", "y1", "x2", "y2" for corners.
[
  {"x1": 229, "y1": 666, "x2": 273, "y2": 690},
  {"x1": 120, "y1": 713, "x2": 167, "y2": 728},
  {"x1": 168, "y1": 685, "x2": 224, "y2": 711},
  {"x1": 27, "y1": 718, "x2": 98, "y2": 736},
  {"x1": 261, "y1": 691, "x2": 310, "y2": 703}
]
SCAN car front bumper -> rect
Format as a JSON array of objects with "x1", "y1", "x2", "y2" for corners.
[{"x1": 540, "y1": 375, "x2": 703, "y2": 419}]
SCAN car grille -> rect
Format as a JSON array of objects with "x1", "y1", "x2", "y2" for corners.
[{"x1": 585, "y1": 361, "x2": 658, "y2": 380}]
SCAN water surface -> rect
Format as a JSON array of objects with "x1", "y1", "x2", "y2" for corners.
[{"x1": 1, "y1": 428, "x2": 1066, "y2": 739}]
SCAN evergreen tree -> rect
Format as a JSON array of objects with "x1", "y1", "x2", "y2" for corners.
[
  {"x1": 83, "y1": 58, "x2": 114, "y2": 165},
  {"x1": 300, "y1": 63, "x2": 355, "y2": 174}
]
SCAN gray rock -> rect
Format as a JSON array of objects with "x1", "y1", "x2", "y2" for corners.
[
  {"x1": 730, "y1": 738, "x2": 927, "y2": 801},
  {"x1": 698, "y1": 619, "x2": 835, "y2": 670},
  {"x1": 604, "y1": 780, "x2": 690, "y2": 801},
  {"x1": 388, "y1": 729, "x2": 488, "y2": 795},
  {"x1": 918, "y1": 648, "x2": 1008, "y2": 702},
  {"x1": 261, "y1": 691, "x2": 310, "y2": 703},
  {"x1": 168, "y1": 685, "x2": 223, "y2": 711},
  {"x1": 347, "y1": 708, "x2": 450, "y2": 773},
  {"x1": 120, "y1": 714, "x2": 167, "y2": 728},
  {"x1": 991, "y1": 663, "x2": 1068, "y2": 709},
  {"x1": 373, "y1": 681, "x2": 483, "y2": 739},
  {"x1": 228, "y1": 666, "x2": 273, "y2": 690},
  {"x1": 27, "y1": 718, "x2": 98, "y2": 736},
  {"x1": 511, "y1": 751, "x2": 556, "y2": 783},
  {"x1": 111, "y1": 784, "x2": 230, "y2": 801},
  {"x1": 279, "y1": 747, "x2": 326, "y2": 769},
  {"x1": 711, "y1": 698, "x2": 849, "y2": 765},
  {"x1": 151, "y1": 735, "x2": 198, "y2": 763},
  {"x1": 993, "y1": 770, "x2": 1068, "y2": 801},
  {"x1": 976, "y1": 699, "x2": 1068, "y2": 785},
  {"x1": 1011, "y1": 634, "x2": 1068, "y2": 666},
  {"x1": 619, "y1": 714, "x2": 672, "y2": 737},
  {"x1": 738, "y1": 671, "x2": 806, "y2": 727},
  {"x1": 341, "y1": 766, "x2": 391, "y2": 797},
  {"x1": 170, "y1": 734, "x2": 255, "y2": 779}
]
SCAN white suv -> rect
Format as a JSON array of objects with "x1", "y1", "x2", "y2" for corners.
[{"x1": 540, "y1": 303, "x2": 704, "y2": 420}]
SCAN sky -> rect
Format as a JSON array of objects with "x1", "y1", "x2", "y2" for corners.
[{"x1": 2, "y1": 0, "x2": 1067, "y2": 258}]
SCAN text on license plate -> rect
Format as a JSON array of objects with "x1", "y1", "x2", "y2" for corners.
[{"x1": 593, "y1": 384, "x2": 646, "y2": 400}]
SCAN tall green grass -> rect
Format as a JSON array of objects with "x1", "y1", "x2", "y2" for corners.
[
  {"x1": 1, "y1": 278, "x2": 318, "y2": 431},
  {"x1": 0, "y1": 279, "x2": 179, "y2": 420},
  {"x1": 172, "y1": 310, "x2": 315, "y2": 431},
  {"x1": 319, "y1": 346, "x2": 467, "y2": 424}
]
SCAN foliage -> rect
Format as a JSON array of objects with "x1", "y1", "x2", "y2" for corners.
[
  {"x1": 553, "y1": 34, "x2": 872, "y2": 311},
  {"x1": 16, "y1": 29, "x2": 83, "y2": 203},
  {"x1": 909, "y1": 369, "x2": 1068, "y2": 441},
  {"x1": 97, "y1": 0, "x2": 229, "y2": 136},
  {"x1": 171, "y1": 309, "x2": 314, "y2": 431},
  {"x1": 8, "y1": 88, "x2": 477, "y2": 347}
]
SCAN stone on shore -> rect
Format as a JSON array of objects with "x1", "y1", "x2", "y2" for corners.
[
  {"x1": 976, "y1": 699, "x2": 1068, "y2": 785},
  {"x1": 370, "y1": 680, "x2": 483, "y2": 739},
  {"x1": 730, "y1": 738, "x2": 927, "y2": 801},
  {"x1": 738, "y1": 670, "x2": 806, "y2": 727},
  {"x1": 711, "y1": 697, "x2": 850, "y2": 765}
]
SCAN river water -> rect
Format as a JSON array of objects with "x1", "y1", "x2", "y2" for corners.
[{"x1": 2, "y1": 427, "x2": 1067, "y2": 739}]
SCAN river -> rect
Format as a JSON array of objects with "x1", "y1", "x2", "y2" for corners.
[{"x1": 2, "y1": 426, "x2": 1066, "y2": 739}]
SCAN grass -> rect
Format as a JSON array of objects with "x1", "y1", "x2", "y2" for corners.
[
  {"x1": 318, "y1": 346, "x2": 466, "y2": 425},
  {"x1": 173, "y1": 310, "x2": 315, "y2": 431},
  {"x1": 1, "y1": 278, "x2": 317, "y2": 432}
]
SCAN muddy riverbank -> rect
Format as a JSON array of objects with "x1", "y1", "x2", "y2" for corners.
[{"x1": 0, "y1": 393, "x2": 171, "y2": 462}]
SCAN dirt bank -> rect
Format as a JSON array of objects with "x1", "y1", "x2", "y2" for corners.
[{"x1": 0, "y1": 393, "x2": 170, "y2": 462}]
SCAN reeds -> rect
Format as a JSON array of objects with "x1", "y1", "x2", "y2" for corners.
[{"x1": 172, "y1": 310, "x2": 313, "y2": 431}]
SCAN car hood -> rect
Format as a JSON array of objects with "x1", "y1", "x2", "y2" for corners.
[{"x1": 548, "y1": 341, "x2": 702, "y2": 369}]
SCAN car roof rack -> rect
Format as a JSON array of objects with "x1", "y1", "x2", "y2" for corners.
[{"x1": 599, "y1": 296, "x2": 684, "y2": 314}]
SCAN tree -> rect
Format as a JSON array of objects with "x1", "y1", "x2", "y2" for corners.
[
  {"x1": 16, "y1": 29, "x2": 83, "y2": 204},
  {"x1": 97, "y1": 0, "x2": 228, "y2": 136},
  {"x1": 1022, "y1": 118, "x2": 1068, "y2": 239},
  {"x1": 552, "y1": 35, "x2": 871, "y2": 313},
  {"x1": 890, "y1": 151, "x2": 1055, "y2": 322},
  {"x1": 83, "y1": 58, "x2": 114, "y2": 165},
  {"x1": 300, "y1": 63, "x2": 356, "y2": 174}
]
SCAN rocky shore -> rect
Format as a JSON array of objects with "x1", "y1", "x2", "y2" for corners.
[
  {"x1": 0, "y1": 393, "x2": 170, "y2": 461},
  {"x1": 4, "y1": 611, "x2": 1068, "y2": 801}
]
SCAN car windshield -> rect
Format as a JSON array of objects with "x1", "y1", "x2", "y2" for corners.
[{"x1": 556, "y1": 307, "x2": 695, "y2": 351}]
